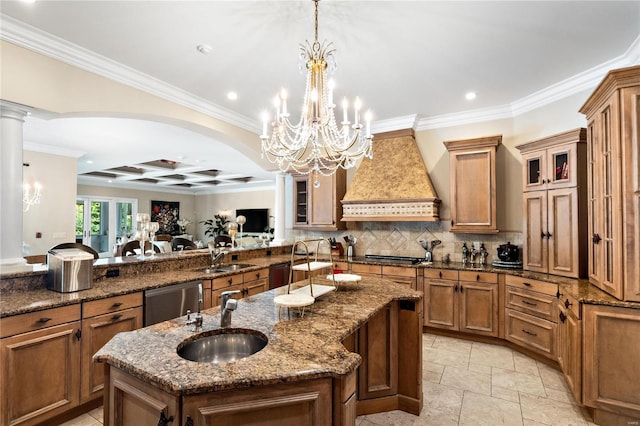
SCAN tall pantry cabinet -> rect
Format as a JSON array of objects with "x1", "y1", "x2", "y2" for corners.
[
  {"x1": 516, "y1": 129, "x2": 587, "y2": 278},
  {"x1": 579, "y1": 65, "x2": 640, "y2": 302}
]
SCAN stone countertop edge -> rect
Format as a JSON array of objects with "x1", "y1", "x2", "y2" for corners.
[
  {"x1": 94, "y1": 277, "x2": 422, "y2": 395},
  {"x1": 2, "y1": 254, "x2": 639, "y2": 318}
]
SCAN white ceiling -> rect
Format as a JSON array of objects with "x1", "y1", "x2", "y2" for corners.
[{"x1": 2, "y1": 1, "x2": 639, "y2": 194}]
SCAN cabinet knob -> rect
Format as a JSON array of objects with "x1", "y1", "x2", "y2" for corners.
[
  {"x1": 37, "y1": 317, "x2": 52, "y2": 324},
  {"x1": 546, "y1": 232, "x2": 552, "y2": 238},
  {"x1": 185, "y1": 417, "x2": 194, "y2": 426},
  {"x1": 541, "y1": 232, "x2": 546, "y2": 239},
  {"x1": 454, "y1": 284, "x2": 459, "y2": 292},
  {"x1": 256, "y1": 273, "x2": 260, "y2": 279},
  {"x1": 522, "y1": 282, "x2": 531, "y2": 287},
  {"x1": 111, "y1": 302, "x2": 123, "y2": 308},
  {"x1": 439, "y1": 271, "x2": 442, "y2": 278},
  {"x1": 451, "y1": 220, "x2": 455, "y2": 227},
  {"x1": 592, "y1": 233, "x2": 602, "y2": 244},
  {"x1": 476, "y1": 274, "x2": 480, "y2": 281},
  {"x1": 460, "y1": 284, "x2": 464, "y2": 293},
  {"x1": 157, "y1": 412, "x2": 174, "y2": 425},
  {"x1": 111, "y1": 314, "x2": 123, "y2": 321},
  {"x1": 564, "y1": 299, "x2": 572, "y2": 309},
  {"x1": 559, "y1": 312, "x2": 567, "y2": 323},
  {"x1": 522, "y1": 329, "x2": 537, "y2": 337},
  {"x1": 228, "y1": 278, "x2": 233, "y2": 285}
]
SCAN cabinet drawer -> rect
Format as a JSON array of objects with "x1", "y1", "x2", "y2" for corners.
[
  {"x1": 212, "y1": 273, "x2": 244, "y2": 290},
  {"x1": 505, "y1": 275, "x2": 557, "y2": 297},
  {"x1": 382, "y1": 265, "x2": 416, "y2": 278},
  {"x1": 243, "y1": 268, "x2": 269, "y2": 283},
  {"x1": 1, "y1": 304, "x2": 81, "y2": 338},
  {"x1": 83, "y1": 292, "x2": 143, "y2": 318},
  {"x1": 505, "y1": 308, "x2": 556, "y2": 359},
  {"x1": 351, "y1": 263, "x2": 382, "y2": 276},
  {"x1": 459, "y1": 271, "x2": 498, "y2": 284},
  {"x1": 558, "y1": 292, "x2": 580, "y2": 319},
  {"x1": 202, "y1": 279, "x2": 212, "y2": 290},
  {"x1": 505, "y1": 286, "x2": 556, "y2": 322},
  {"x1": 424, "y1": 269, "x2": 458, "y2": 281},
  {"x1": 333, "y1": 262, "x2": 350, "y2": 272}
]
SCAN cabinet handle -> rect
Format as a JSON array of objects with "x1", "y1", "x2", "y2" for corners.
[
  {"x1": 75, "y1": 329, "x2": 82, "y2": 341},
  {"x1": 564, "y1": 299, "x2": 572, "y2": 309},
  {"x1": 111, "y1": 302, "x2": 123, "y2": 308},
  {"x1": 454, "y1": 284, "x2": 459, "y2": 292},
  {"x1": 451, "y1": 220, "x2": 455, "y2": 226},
  {"x1": 522, "y1": 329, "x2": 537, "y2": 337},
  {"x1": 556, "y1": 290, "x2": 562, "y2": 299},
  {"x1": 439, "y1": 271, "x2": 443, "y2": 278},
  {"x1": 522, "y1": 282, "x2": 531, "y2": 287},
  {"x1": 111, "y1": 314, "x2": 123, "y2": 321},
  {"x1": 559, "y1": 312, "x2": 567, "y2": 323},
  {"x1": 476, "y1": 274, "x2": 480, "y2": 281},
  {"x1": 460, "y1": 285, "x2": 464, "y2": 293},
  {"x1": 184, "y1": 417, "x2": 194, "y2": 426},
  {"x1": 256, "y1": 273, "x2": 260, "y2": 279},
  {"x1": 228, "y1": 278, "x2": 233, "y2": 285},
  {"x1": 546, "y1": 232, "x2": 552, "y2": 238},
  {"x1": 37, "y1": 317, "x2": 52, "y2": 324},
  {"x1": 592, "y1": 233, "x2": 602, "y2": 244},
  {"x1": 157, "y1": 412, "x2": 174, "y2": 425},
  {"x1": 522, "y1": 300, "x2": 537, "y2": 306},
  {"x1": 541, "y1": 232, "x2": 546, "y2": 239}
]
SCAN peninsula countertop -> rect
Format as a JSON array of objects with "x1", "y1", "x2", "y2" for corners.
[{"x1": 94, "y1": 277, "x2": 421, "y2": 395}]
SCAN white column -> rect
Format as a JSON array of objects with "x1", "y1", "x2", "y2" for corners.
[
  {"x1": 271, "y1": 172, "x2": 286, "y2": 245},
  {"x1": 0, "y1": 101, "x2": 31, "y2": 267}
]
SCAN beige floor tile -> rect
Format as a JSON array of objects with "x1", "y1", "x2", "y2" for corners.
[
  {"x1": 59, "y1": 414, "x2": 101, "y2": 426},
  {"x1": 468, "y1": 362, "x2": 492, "y2": 375},
  {"x1": 361, "y1": 409, "x2": 424, "y2": 425},
  {"x1": 523, "y1": 419, "x2": 550, "y2": 426},
  {"x1": 432, "y1": 335, "x2": 473, "y2": 354},
  {"x1": 419, "y1": 381, "x2": 464, "y2": 426},
  {"x1": 513, "y1": 352, "x2": 540, "y2": 376},
  {"x1": 423, "y1": 345, "x2": 470, "y2": 368},
  {"x1": 492, "y1": 385, "x2": 521, "y2": 403},
  {"x1": 422, "y1": 333, "x2": 437, "y2": 347},
  {"x1": 441, "y1": 365, "x2": 492, "y2": 395},
  {"x1": 423, "y1": 368, "x2": 443, "y2": 383},
  {"x1": 423, "y1": 360, "x2": 446, "y2": 374},
  {"x1": 520, "y1": 393, "x2": 590, "y2": 425},
  {"x1": 537, "y1": 362, "x2": 570, "y2": 391},
  {"x1": 470, "y1": 342, "x2": 515, "y2": 370},
  {"x1": 459, "y1": 391, "x2": 524, "y2": 425},
  {"x1": 544, "y1": 386, "x2": 576, "y2": 405},
  {"x1": 492, "y1": 367, "x2": 546, "y2": 397},
  {"x1": 88, "y1": 407, "x2": 103, "y2": 423}
]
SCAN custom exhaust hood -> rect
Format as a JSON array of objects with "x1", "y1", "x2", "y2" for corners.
[{"x1": 341, "y1": 129, "x2": 441, "y2": 222}]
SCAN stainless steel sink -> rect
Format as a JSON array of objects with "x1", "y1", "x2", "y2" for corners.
[
  {"x1": 177, "y1": 329, "x2": 268, "y2": 363},
  {"x1": 197, "y1": 264, "x2": 255, "y2": 274}
]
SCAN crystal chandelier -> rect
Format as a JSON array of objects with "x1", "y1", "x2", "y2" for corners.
[
  {"x1": 260, "y1": 0, "x2": 373, "y2": 180},
  {"x1": 22, "y1": 163, "x2": 41, "y2": 212}
]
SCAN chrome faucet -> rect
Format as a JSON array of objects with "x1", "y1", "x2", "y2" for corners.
[
  {"x1": 220, "y1": 290, "x2": 240, "y2": 327},
  {"x1": 186, "y1": 283, "x2": 204, "y2": 331},
  {"x1": 210, "y1": 249, "x2": 228, "y2": 268}
]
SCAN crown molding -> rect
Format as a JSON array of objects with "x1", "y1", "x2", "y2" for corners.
[
  {"x1": 416, "y1": 34, "x2": 640, "y2": 131},
  {"x1": 0, "y1": 14, "x2": 261, "y2": 134},
  {"x1": 3, "y1": 14, "x2": 639, "y2": 135},
  {"x1": 23, "y1": 141, "x2": 86, "y2": 158}
]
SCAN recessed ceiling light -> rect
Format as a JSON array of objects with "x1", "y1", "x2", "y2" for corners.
[
  {"x1": 227, "y1": 92, "x2": 238, "y2": 101},
  {"x1": 196, "y1": 44, "x2": 212, "y2": 54},
  {"x1": 465, "y1": 91, "x2": 477, "y2": 101},
  {"x1": 107, "y1": 180, "x2": 113, "y2": 183},
  {"x1": 86, "y1": 160, "x2": 93, "y2": 164}
]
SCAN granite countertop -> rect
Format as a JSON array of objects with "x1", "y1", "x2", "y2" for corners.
[
  {"x1": 2, "y1": 251, "x2": 638, "y2": 318},
  {"x1": 94, "y1": 277, "x2": 421, "y2": 395}
]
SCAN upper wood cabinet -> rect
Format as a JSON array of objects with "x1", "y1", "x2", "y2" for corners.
[
  {"x1": 579, "y1": 65, "x2": 640, "y2": 301},
  {"x1": 444, "y1": 135, "x2": 501, "y2": 234},
  {"x1": 516, "y1": 129, "x2": 588, "y2": 278},
  {"x1": 292, "y1": 169, "x2": 346, "y2": 230}
]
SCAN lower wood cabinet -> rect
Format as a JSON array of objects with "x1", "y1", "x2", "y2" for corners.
[
  {"x1": 424, "y1": 270, "x2": 499, "y2": 337},
  {"x1": 556, "y1": 293, "x2": 581, "y2": 404},
  {"x1": 0, "y1": 316, "x2": 81, "y2": 426},
  {"x1": 211, "y1": 269, "x2": 268, "y2": 307},
  {"x1": 381, "y1": 265, "x2": 417, "y2": 290},
  {"x1": 583, "y1": 304, "x2": 640, "y2": 421},
  {"x1": 81, "y1": 293, "x2": 143, "y2": 403}
]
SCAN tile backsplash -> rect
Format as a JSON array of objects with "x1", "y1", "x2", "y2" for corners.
[{"x1": 288, "y1": 221, "x2": 522, "y2": 263}]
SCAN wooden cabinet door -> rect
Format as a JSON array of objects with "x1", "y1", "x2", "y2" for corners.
[
  {"x1": 547, "y1": 187, "x2": 582, "y2": 278},
  {"x1": 546, "y1": 143, "x2": 579, "y2": 189},
  {"x1": 81, "y1": 307, "x2": 143, "y2": 403},
  {"x1": 556, "y1": 305, "x2": 582, "y2": 404},
  {"x1": 424, "y1": 279, "x2": 458, "y2": 331},
  {"x1": 310, "y1": 172, "x2": 335, "y2": 227},
  {"x1": 293, "y1": 175, "x2": 309, "y2": 226},
  {"x1": 583, "y1": 305, "x2": 640, "y2": 418},
  {"x1": 459, "y1": 281, "x2": 499, "y2": 337},
  {"x1": 212, "y1": 282, "x2": 243, "y2": 307},
  {"x1": 588, "y1": 95, "x2": 623, "y2": 298},
  {"x1": 1, "y1": 321, "x2": 81, "y2": 426},
  {"x1": 523, "y1": 190, "x2": 547, "y2": 273},
  {"x1": 358, "y1": 304, "x2": 398, "y2": 400},
  {"x1": 522, "y1": 150, "x2": 547, "y2": 192},
  {"x1": 243, "y1": 279, "x2": 267, "y2": 298},
  {"x1": 108, "y1": 367, "x2": 180, "y2": 426}
]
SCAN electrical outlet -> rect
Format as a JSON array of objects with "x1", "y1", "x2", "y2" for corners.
[{"x1": 106, "y1": 269, "x2": 120, "y2": 278}]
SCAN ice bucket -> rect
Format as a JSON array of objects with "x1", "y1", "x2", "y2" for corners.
[{"x1": 47, "y1": 248, "x2": 94, "y2": 292}]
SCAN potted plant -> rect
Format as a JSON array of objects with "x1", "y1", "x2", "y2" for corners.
[{"x1": 201, "y1": 214, "x2": 230, "y2": 238}]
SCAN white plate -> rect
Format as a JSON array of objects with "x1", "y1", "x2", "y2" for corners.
[
  {"x1": 290, "y1": 284, "x2": 336, "y2": 298},
  {"x1": 291, "y1": 261, "x2": 334, "y2": 271},
  {"x1": 326, "y1": 273, "x2": 362, "y2": 282},
  {"x1": 274, "y1": 293, "x2": 315, "y2": 308}
]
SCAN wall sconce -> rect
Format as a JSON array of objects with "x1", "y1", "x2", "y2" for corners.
[{"x1": 23, "y1": 162, "x2": 41, "y2": 212}]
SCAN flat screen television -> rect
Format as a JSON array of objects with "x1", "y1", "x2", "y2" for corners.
[{"x1": 235, "y1": 208, "x2": 269, "y2": 233}]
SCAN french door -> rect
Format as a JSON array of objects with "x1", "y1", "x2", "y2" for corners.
[{"x1": 76, "y1": 197, "x2": 137, "y2": 257}]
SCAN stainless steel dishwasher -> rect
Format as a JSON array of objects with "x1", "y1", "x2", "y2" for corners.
[{"x1": 144, "y1": 281, "x2": 201, "y2": 326}]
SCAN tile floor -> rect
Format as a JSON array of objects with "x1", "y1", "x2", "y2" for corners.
[{"x1": 63, "y1": 334, "x2": 594, "y2": 426}]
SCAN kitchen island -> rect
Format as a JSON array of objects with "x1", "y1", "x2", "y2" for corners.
[{"x1": 94, "y1": 276, "x2": 423, "y2": 425}]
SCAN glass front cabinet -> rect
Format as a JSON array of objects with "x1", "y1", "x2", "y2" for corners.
[{"x1": 523, "y1": 141, "x2": 579, "y2": 191}]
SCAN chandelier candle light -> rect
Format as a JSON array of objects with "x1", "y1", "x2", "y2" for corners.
[{"x1": 260, "y1": 0, "x2": 373, "y2": 185}]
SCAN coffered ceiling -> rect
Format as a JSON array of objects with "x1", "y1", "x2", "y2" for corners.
[{"x1": 2, "y1": 1, "x2": 639, "y2": 194}]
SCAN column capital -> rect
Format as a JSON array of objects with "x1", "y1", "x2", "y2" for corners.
[{"x1": 0, "y1": 100, "x2": 32, "y2": 121}]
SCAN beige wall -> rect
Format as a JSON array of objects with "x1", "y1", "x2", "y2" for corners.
[{"x1": 23, "y1": 150, "x2": 77, "y2": 255}]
